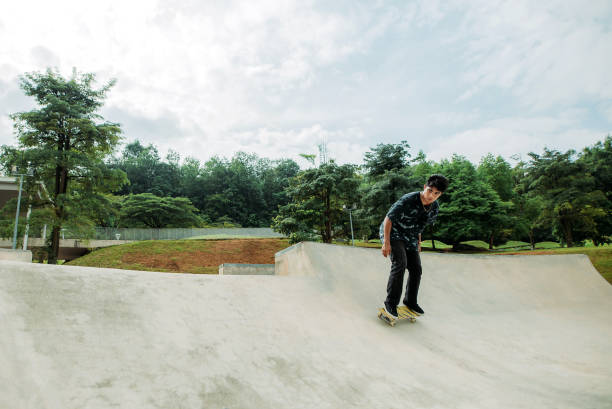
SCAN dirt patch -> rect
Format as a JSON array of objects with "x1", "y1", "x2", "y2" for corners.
[{"x1": 120, "y1": 239, "x2": 289, "y2": 274}]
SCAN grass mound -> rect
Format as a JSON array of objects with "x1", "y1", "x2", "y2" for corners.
[{"x1": 66, "y1": 238, "x2": 291, "y2": 274}]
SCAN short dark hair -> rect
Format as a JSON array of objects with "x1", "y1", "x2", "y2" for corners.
[{"x1": 426, "y1": 174, "x2": 449, "y2": 192}]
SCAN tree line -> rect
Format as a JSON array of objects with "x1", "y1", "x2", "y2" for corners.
[
  {"x1": 272, "y1": 138, "x2": 611, "y2": 249},
  {"x1": 104, "y1": 141, "x2": 299, "y2": 229},
  {"x1": 1, "y1": 69, "x2": 610, "y2": 262}
]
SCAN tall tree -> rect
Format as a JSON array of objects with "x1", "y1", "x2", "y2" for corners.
[
  {"x1": 273, "y1": 162, "x2": 360, "y2": 243},
  {"x1": 363, "y1": 140, "x2": 411, "y2": 178},
  {"x1": 433, "y1": 155, "x2": 510, "y2": 249},
  {"x1": 478, "y1": 154, "x2": 514, "y2": 201},
  {"x1": 259, "y1": 158, "x2": 300, "y2": 224},
  {"x1": 359, "y1": 169, "x2": 421, "y2": 239},
  {"x1": 526, "y1": 148, "x2": 606, "y2": 247},
  {"x1": 577, "y1": 136, "x2": 612, "y2": 245},
  {"x1": 510, "y1": 159, "x2": 555, "y2": 247},
  {"x1": 359, "y1": 141, "x2": 420, "y2": 238},
  {"x1": 178, "y1": 156, "x2": 205, "y2": 208},
  {"x1": 4, "y1": 69, "x2": 126, "y2": 263},
  {"x1": 110, "y1": 140, "x2": 180, "y2": 197},
  {"x1": 477, "y1": 154, "x2": 515, "y2": 248},
  {"x1": 119, "y1": 193, "x2": 204, "y2": 228}
]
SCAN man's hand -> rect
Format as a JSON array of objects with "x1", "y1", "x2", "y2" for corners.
[
  {"x1": 381, "y1": 242, "x2": 391, "y2": 257},
  {"x1": 382, "y1": 216, "x2": 392, "y2": 257}
]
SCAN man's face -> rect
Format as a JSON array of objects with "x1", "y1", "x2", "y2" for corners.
[{"x1": 421, "y1": 184, "x2": 442, "y2": 205}]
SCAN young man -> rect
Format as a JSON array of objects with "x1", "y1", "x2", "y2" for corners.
[{"x1": 380, "y1": 174, "x2": 449, "y2": 318}]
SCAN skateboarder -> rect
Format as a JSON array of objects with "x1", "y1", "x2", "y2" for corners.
[{"x1": 380, "y1": 174, "x2": 449, "y2": 318}]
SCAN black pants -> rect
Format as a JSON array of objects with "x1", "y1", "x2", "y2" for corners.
[{"x1": 385, "y1": 240, "x2": 422, "y2": 307}]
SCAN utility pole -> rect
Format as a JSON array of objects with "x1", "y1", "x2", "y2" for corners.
[
  {"x1": 11, "y1": 174, "x2": 24, "y2": 250},
  {"x1": 11, "y1": 164, "x2": 34, "y2": 250},
  {"x1": 343, "y1": 204, "x2": 357, "y2": 246}
]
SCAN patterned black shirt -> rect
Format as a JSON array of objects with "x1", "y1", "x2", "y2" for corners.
[{"x1": 379, "y1": 192, "x2": 439, "y2": 250}]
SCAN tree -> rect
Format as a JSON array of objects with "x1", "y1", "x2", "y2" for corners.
[
  {"x1": 273, "y1": 162, "x2": 360, "y2": 243},
  {"x1": 178, "y1": 156, "x2": 205, "y2": 209},
  {"x1": 186, "y1": 152, "x2": 299, "y2": 228},
  {"x1": 577, "y1": 136, "x2": 612, "y2": 245},
  {"x1": 119, "y1": 193, "x2": 204, "y2": 228},
  {"x1": 259, "y1": 158, "x2": 300, "y2": 224},
  {"x1": 477, "y1": 154, "x2": 515, "y2": 248},
  {"x1": 110, "y1": 140, "x2": 181, "y2": 197},
  {"x1": 359, "y1": 141, "x2": 421, "y2": 239},
  {"x1": 359, "y1": 169, "x2": 421, "y2": 239},
  {"x1": 363, "y1": 140, "x2": 411, "y2": 178},
  {"x1": 4, "y1": 69, "x2": 126, "y2": 263},
  {"x1": 433, "y1": 155, "x2": 510, "y2": 249},
  {"x1": 526, "y1": 148, "x2": 607, "y2": 247},
  {"x1": 195, "y1": 153, "x2": 265, "y2": 227},
  {"x1": 224, "y1": 152, "x2": 268, "y2": 227},
  {"x1": 478, "y1": 154, "x2": 514, "y2": 201}
]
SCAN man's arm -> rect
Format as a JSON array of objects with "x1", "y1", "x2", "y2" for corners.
[
  {"x1": 382, "y1": 216, "x2": 392, "y2": 257},
  {"x1": 418, "y1": 233, "x2": 421, "y2": 252}
]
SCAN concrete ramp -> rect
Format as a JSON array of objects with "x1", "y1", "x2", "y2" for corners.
[{"x1": 1, "y1": 242, "x2": 611, "y2": 408}]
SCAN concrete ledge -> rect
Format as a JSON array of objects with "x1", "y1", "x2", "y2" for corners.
[
  {"x1": 0, "y1": 248, "x2": 32, "y2": 262},
  {"x1": 219, "y1": 263, "x2": 275, "y2": 275}
]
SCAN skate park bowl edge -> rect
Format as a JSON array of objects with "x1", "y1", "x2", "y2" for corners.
[{"x1": 1, "y1": 241, "x2": 611, "y2": 408}]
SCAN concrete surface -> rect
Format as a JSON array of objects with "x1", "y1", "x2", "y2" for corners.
[
  {"x1": 219, "y1": 263, "x2": 275, "y2": 275},
  {"x1": 0, "y1": 248, "x2": 32, "y2": 262},
  {"x1": 1, "y1": 241, "x2": 611, "y2": 408}
]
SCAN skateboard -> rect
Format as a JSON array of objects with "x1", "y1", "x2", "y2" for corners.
[{"x1": 377, "y1": 306, "x2": 420, "y2": 326}]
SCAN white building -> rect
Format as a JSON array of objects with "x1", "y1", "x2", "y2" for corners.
[{"x1": 0, "y1": 176, "x2": 19, "y2": 209}]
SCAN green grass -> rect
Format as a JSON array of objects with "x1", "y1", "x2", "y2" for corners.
[
  {"x1": 460, "y1": 240, "x2": 490, "y2": 249},
  {"x1": 64, "y1": 238, "x2": 291, "y2": 274},
  {"x1": 421, "y1": 240, "x2": 453, "y2": 249},
  {"x1": 66, "y1": 243, "x2": 146, "y2": 271},
  {"x1": 535, "y1": 241, "x2": 563, "y2": 249},
  {"x1": 496, "y1": 241, "x2": 530, "y2": 249},
  {"x1": 65, "y1": 240, "x2": 215, "y2": 272}
]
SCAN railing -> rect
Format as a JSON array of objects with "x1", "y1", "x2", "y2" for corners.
[{"x1": 90, "y1": 227, "x2": 284, "y2": 241}]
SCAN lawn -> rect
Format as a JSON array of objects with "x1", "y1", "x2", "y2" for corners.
[{"x1": 65, "y1": 238, "x2": 291, "y2": 274}]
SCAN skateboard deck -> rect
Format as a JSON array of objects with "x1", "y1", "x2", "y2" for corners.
[{"x1": 377, "y1": 306, "x2": 420, "y2": 326}]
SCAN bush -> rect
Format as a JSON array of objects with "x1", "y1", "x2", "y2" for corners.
[{"x1": 288, "y1": 231, "x2": 319, "y2": 245}]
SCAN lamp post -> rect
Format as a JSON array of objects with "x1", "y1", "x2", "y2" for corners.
[
  {"x1": 11, "y1": 166, "x2": 33, "y2": 250},
  {"x1": 343, "y1": 204, "x2": 357, "y2": 246},
  {"x1": 11, "y1": 174, "x2": 24, "y2": 250}
]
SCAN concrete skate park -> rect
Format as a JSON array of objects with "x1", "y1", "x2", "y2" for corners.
[{"x1": 1, "y1": 242, "x2": 611, "y2": 408}]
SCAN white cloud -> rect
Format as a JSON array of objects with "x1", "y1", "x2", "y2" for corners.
[
  {"x1": 0, "y1": 0, "x2": 610, "y2": 169},
  {"x1": 428, "y1": 115, "x2": 608, "y2": 164},
  {"x1": 455, "y1": 0, "x2": 612, "y2": 110},
  {"x1": 226, "y1": 124, "x2": 368, "y2": 166},
  {"x1": 424, "y1": 111, "x2": 481, "y2": 128}
]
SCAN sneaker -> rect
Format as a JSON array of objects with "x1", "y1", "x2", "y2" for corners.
[
  {"x1": 384, "y1": 303, "x2": 398, "y2": 318},
  {"x1": 405, "y1": 303, "x2": 424, "y2": 315}
]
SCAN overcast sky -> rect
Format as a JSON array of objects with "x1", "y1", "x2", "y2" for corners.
[{"x1": 1, "y1": 0, "x2": 611, "y2": 167}]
